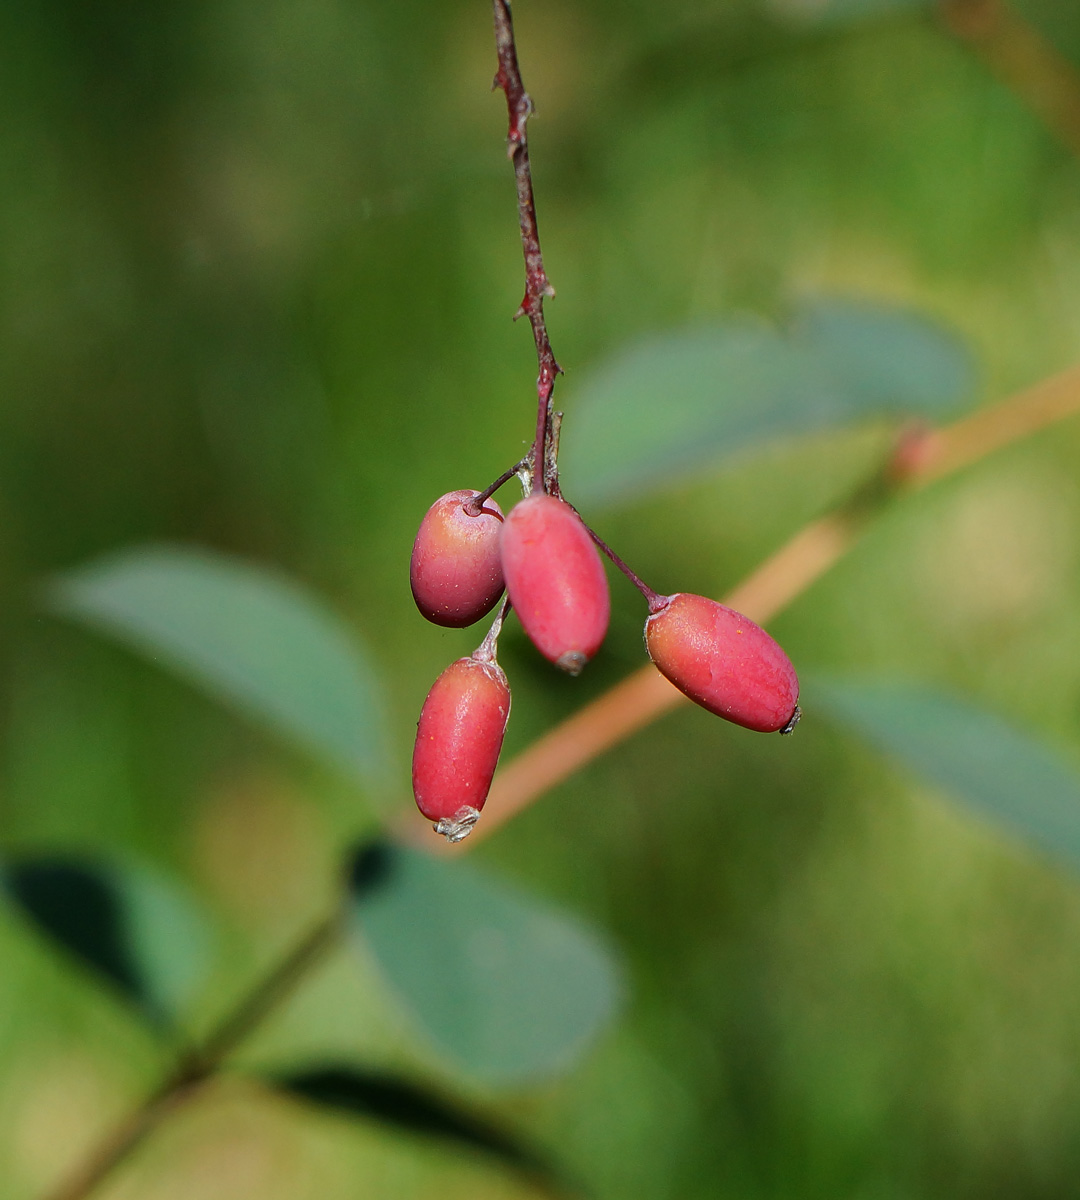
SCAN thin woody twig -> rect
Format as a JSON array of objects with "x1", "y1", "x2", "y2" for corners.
[{"x1": 492, "y1": 0, "x2": 562, "y2": 493}]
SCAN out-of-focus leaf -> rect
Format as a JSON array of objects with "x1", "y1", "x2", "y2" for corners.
[
  {"x1": 813, "y1": 677, "x2": 1080, "y2": 867},
  {"x1": 560, "y1": 298, "x2": 974, "y2": 507},
  {"x1": 276, "y1": 1065, "x2": 559, "y2": 1183},
  {"x1": 768, "y1": 0, "x2": 933, "y2": 27},
  {"x1": 348, "y1": 841, "x2": 623, "y2": 1086},
  {"x1": 47, "y1": 545, "x2": 389, "y2": 784},
  {"x1": 0, "y1": 856, "x2": 212, "y2": 1026}
]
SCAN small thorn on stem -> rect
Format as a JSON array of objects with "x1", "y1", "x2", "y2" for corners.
[{"x1": 884, "y1": 422, "x2": 939, "y2": 487}]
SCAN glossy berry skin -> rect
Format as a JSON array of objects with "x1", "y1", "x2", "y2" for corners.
[
  {"x1": 500, "y1": 493, "x2": 610, "y2": 675},
  {"x1": 412, "y1": 656, "x2": 511, "y2": 839},
  {"x1": 645, "y1": 593, "x2": 799, "y2": 733},
  {"x1": 410, "y1": 490, "x2": 505, "y2": 628}
]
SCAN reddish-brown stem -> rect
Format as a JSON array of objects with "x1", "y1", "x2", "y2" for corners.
[
  {"x1": 464, "y1": 459, "x2": 528, "y2": 515},
  {"x1": 582, "y1": 521, "x2": 663, "y2": 608},
  {"x1": 492, "y1": 0, "x2": 561, "y2": 494}
]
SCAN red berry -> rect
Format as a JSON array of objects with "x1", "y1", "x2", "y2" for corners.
[
  {"x1": 412, "y1": 655, "x2": 511, "y2": 841},
  {"x1": 410, "y1": 490, "x2": 505, "y2": 628},
  {"x1": 500, "y1": 493, "x2": 610, "y2": 675},
  {"x1": 645, "y1": 593, "x2": 800, "y2": 733}
]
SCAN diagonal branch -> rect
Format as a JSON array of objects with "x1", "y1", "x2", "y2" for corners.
[
  {"x1": 464, "y1": 361, "x2": 1080, "y2": 843},
  {"x1": 941, "y1": 0, "x2": 1080, "y2": 161},
  {"x1": 40, "y1": 915, "x2": 342, "y2": 1200}
]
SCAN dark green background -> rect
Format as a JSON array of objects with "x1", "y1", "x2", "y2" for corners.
[{"x1": 3, "y1": 0, "x2": 1080, "y2": 1196}]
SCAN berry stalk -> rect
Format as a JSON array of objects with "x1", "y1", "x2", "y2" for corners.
[{"x1": 582, "y1": 522, "x2": 663, "y2": 609}]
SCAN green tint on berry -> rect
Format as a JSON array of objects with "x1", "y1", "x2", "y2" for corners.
[
  {"x1": 412, "y1": 655, "x2": 511, "y2": 842},
  {"x1": 645, "y1": 593, "x2": 800, "y2": 733},
  {"x1": 410, "y1": 490, "x2": 505, "y2": 628},
  {"x1": 500, "y1": 493, "x2": 610, "y2": 675}
]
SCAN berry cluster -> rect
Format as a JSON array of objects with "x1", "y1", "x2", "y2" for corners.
[
  {"x1": 408, "y1": 0, "x2": 798, "y2": 843},
  {"x1": 410, "y1": 476, "x2": 801, "y2": 842}
]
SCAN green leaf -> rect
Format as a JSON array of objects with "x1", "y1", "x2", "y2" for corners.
[
  {"x1": 1, "y1": 856, "x2": 213, "y2": 1026},
  {"x1": 47, "y1": 545, "x2": 389, "y2": 784},
  {"x1": 769, "y1": 0, "x2": 933, "y2": 26},
  {"x1": 275, "y1": 1066, "x2": 560, "y2": 1184},
  {"x1": 348, "y1": 841, "x2": 623, "y2": 1086},
  {"x1": 559, "y1": 298, "x2": 975, "y2": 507},
  {"x1": 813, "y1": 677, "x2": 1080, "y2": 867}
]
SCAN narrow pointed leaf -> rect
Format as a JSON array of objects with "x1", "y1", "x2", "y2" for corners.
[
  {"x1": 276, "y1": 1066, "x2": 558, "y2": 1182},
  {"x1": 560, "y1": 298, "x2": 974, "y2": 506},
  {"x1": 1, "y1": 856, "x2": 212, "y2": 1026},
  {"x1": 47, "y1": 545, "x2": 389, "y2": 784},
  {"x1": 348, "y1": 841, "x2": 623, "y2": 1085},
  {"x1": 813, "y1": 677, "x2": 1080, "y2": 867}
]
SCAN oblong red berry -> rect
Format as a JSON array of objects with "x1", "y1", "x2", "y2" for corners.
[
  {"x1": 500, "y1": 493, "x2": 610, "y2": 675},
  {"x1": 645, "y1": 593, "x2": 799, "y2": 733},
  {"x1": 410, "y1": 490, "x2": 505, "y2": 628},
  {"x1": 412, "y1": 656, "x2": 511, "y2": 840}
]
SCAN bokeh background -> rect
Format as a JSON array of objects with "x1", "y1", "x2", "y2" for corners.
[{"x1": 4, "y1": 0, "x2": 1080, "y2": 1196}]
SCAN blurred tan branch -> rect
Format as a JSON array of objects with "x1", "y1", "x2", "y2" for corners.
[
  {"x1": 941, "y1": 0, "x2": 1080, "y2": 160},
  {"x1": 44, "y1": 367, "x2": 1080, "y2": 1200},
  {"x1": 465, "y1": 360, "x2": 1080, "y2": 844}
]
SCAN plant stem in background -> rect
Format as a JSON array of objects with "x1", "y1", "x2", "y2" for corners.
[
  {"x1": 48, "y1": 359, "x2": 1080, "y2": 1200},
  {"x1": 940, "y1": 0, "x2": 1080, "y2": 160},
  {"x1": 42, "y1": 914, "x2": 342, "y2": 1200},
  {"x1": 492, "y1": 0, "x2": 562, "y2": 494},
  {"x1": 463, "y1": 361, "x2": 1080, "y2": 844}
]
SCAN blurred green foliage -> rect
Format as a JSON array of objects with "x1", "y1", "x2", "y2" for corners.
[{"x1": 4, "y1": 0, "x2": 1080, "y2": 1197}]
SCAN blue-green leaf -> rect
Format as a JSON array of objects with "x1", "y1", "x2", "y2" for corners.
[
  {"x1": 560, "y1": 298, "x2": 975, "y2": 507},
  {"x1": 813, "y1": 677, "x2": 1080, "y2": 867},
  {"x1": 1, "y1": 855, "x2": 212, "y2": 1027},
  {"x1": 47, "y1": 545, "x2": 389, "y2": 784},
  {"x1": 348, "y1": 842, "x2": 623, "y2": 1086}
]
